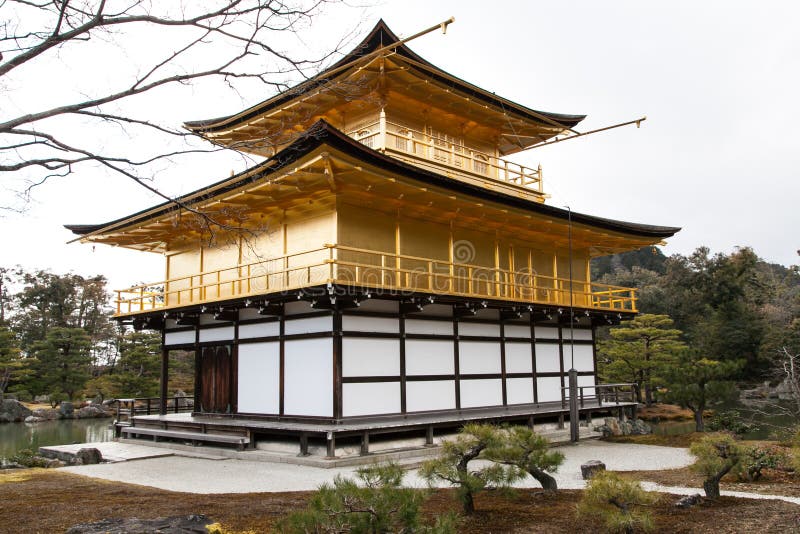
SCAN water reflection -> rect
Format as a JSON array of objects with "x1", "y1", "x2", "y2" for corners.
[{"x1": 0, "y1": 418, "x2": 114, "y2": 459}]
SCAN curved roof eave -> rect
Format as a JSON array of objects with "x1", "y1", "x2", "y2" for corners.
[
  {"x1": 66, "y1": 119, "x2": 679, "y2": 242},
  {"x1": 183, "y1": 20, "x2": 586, "y2": 134}
]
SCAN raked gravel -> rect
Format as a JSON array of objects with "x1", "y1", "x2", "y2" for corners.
[{"x1": 61, "y1": 441, "x2": 694, "y2": 494}]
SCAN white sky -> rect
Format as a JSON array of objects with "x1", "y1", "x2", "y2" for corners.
[{"x1": 2, "y1": 0, "x2": 799, "y2": 294}]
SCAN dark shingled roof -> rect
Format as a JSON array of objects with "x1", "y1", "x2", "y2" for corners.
[
  {"x1": 65, "y1": 120, "x2": 680, "y2": 240},
  {"x1": 183, "y1": 19, "x2": 586, "y2": 134}
]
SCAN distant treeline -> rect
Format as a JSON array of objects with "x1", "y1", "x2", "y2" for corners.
[
  {"x1": 0, "y1": 268, "x2": 191, "y2": 403},
  {"x1": 592, "y1": 246, "x2": 800, "y2": 379}
]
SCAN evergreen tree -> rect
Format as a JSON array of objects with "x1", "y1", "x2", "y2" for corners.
[
  {"x1": 29, "y1": 327, "x2": 93, "y2": 400},
  {"x1": 597, "y1": 314, "x2": 685, "y2": 405},
  {"x1": 0, "y1": 326, "x2": 27, "y2": 398},
  {"x1": 664, "y1": 350, "x2": 741, "y2": 431}
]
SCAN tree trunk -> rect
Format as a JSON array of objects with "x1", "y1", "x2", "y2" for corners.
[
  {"x1": 693, "y1": 408, "x2": 705, "y2": 432},
  {"x1": 703, "y1": 476, "x2": 721, "y2": 499},
  {"x1": 529, "y1": 467, "x2": 558, "y2": 491},
  {"x1": 462, "y1": 491, "x2": 475, "y2": 515}
]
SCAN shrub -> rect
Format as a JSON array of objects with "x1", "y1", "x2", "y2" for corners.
[
  {"x1": 576, "y1": 471, "x2": 658, "y2": 533},
  {"x1": 483, "y1": 425, "x2": 564, "y2": 491},
  {"x1": 735, "y1": 445, "x2": 786, "y2": 481},
  {"x1": 9, "y1": 448, "x2": 50, "y2": 468},
  {"x1": 278, "y1": 463, "x2": 454, "y2": 533},
  {"x1": 706, "y1": 410, "x2": 757, "y2": 436},
  {"x1": 419, "y1": 423, "x2": 522, "y2": 515},
  {"x1": 690, "y1": 433, "x2": 744, "y2": 498}
]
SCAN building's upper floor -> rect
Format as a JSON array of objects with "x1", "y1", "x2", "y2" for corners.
[{"x1": 184, "y1": 21, "x2": 586, "y2": 204}]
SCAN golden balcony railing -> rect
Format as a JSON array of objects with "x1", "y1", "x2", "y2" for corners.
[
  {"x1": 114, "y1": 244, "x2": 637, "y2": 316},
  {"x1": 349, "y1": 119, "x2": 544, "y2": 196}
]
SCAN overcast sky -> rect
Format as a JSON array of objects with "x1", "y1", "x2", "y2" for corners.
[{"x1": 2, "y1": 0, "x2": 799, "y2": 294}]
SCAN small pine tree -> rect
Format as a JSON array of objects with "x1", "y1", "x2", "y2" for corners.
[
  {"x1": 483, "y1": 426, "x2": 564, "y2": 491},
  {"x1": 690, "y1": 433, "x2": 744, "y2": 498},
  {"x1": 577, "y1": 471, "x2": 658, "y2": 534},
  {"x1": 278, "y1": 463, "x2": 455, "y2": 533},
  {"x1": 419, "y1": 423, "x2": 522, "y2": 515}
]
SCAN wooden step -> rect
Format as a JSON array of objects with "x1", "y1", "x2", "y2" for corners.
[{"x1": 121, "y1": 426, "x2": 250, "y2": 451}]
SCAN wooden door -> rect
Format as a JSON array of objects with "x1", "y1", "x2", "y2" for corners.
[{"x1": 199, "y1": 345, "x2": 233, "y2": 413}]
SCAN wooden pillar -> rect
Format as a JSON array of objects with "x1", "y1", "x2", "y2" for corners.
[
  {"x1": 425, "y1": 426, "x2": 434, "y2": 446},
  {"x1": 159, "y1": 346, "x2": 168, "y2": 416},
  {"x1": 360, "y1": 431, "x2": 370, "y2": 456},
  {"x1": 326, "y1": 432, "x2": 336, "y2": 458}
]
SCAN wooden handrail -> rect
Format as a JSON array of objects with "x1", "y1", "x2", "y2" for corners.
[{"x1": 114, "y1": 244, "x2": 638, "y2": 315}]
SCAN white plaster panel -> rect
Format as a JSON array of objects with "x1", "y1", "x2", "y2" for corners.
[
  {"x1": 536, "y1": 376, "x2": 563, "y2": 403},
  {"x1": 343, "y1": 382, "x2": 401, "y2": 417},
  {"x1": 415, "y1": 304, "x2": 452, "y2": 317},
  {"x1": 535, "y1": 326, "x2": 559, "y2": 339},
  {"x1": 405, "y1": 340, "x2": 454, "y2": 375},
  {"x1": 237, "y1": 342, "x2": 279, "y2": 414},
  {"x1": 284, "y1": 300, "x2": 314, "y2": 315},
  {"x1": 505, "y1": 342, "x2": 533, "y2": 373},
  {"x1": 578, "y1": 374, "x2": 597, "y2": 397},
  {"x1": 563, "y1": 328, "x2": 593, "y2": 341},
  {"x1": 507, "y1": 377, "x2": 535, "y2": 405},
  {"x1": 357, "y1": 299, "x2": 399, "y2": 313},
  {"x1": 459, "y1": 379, "x2": 503, "y2": 408},
  {"x1": 535, "y1": 343, "x2": 562, "y2": 373},
  {"x1": 504, "y1": 324, "x2": 531, "y2": 338},
  {"x1": 283, "y1": 338, "x2": 333, "y2": 417},
  {"x1": 198, "y1": 326, "x2": 235, "y2": 343},
  {"x1": 284, "y1": 315, "x2": 332, "y2": 335},
  {"x1": 459, "y1": 322, "x2": 500, "y2": 337},
  {"x1": 238, "y1": 321, "x2": 280, "y2": 339},
  {"x1": 562, "y1": 344, "x2": 595, "y2": 373},
  {"x1": 342, "y1": 338, "x2": 400, "y2": 377},
  {"x1": 405, "y1": 319, "x2": 453, "y2": 336},
  {"x1": 342, "y1": 315, "x2": 399, "y2": 333},
  {"x1": 406, "y1": 380, "x2": 456, "y2": 412},
  {"x1": 458, "y1": 341, "x2": 501, "y2": 374},
  {"x1": 238, "y1": 308, "x2": 262, "y2": 321},
  {"x1": 164, "y1": 330, "x2": 195, "y2": 346}
]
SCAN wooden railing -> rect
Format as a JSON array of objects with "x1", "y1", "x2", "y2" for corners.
[
  {"x1": 349, "y1": 120, "x2": 544, "y2": 196},
  {"x1": 114, "y1": 244, "x2": 637, "y2": 315},
  {"x1": 113, "y1": 396, "x2": 194, "y2": 422},
  {"x1": 560, "y1": 382, "x2": 638, "y2": 409}
]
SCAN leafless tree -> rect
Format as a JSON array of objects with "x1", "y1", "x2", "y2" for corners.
[{"x1": 0, "y1": 0, "x2": 361, "y2": 220}]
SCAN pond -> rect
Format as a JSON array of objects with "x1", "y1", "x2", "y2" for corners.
[{"x1": 0, "y1": 418, "x2": 114, "y2": 459}]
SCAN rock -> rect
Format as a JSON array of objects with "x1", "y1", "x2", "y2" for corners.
[
  {"x1": 32, "y1": 408, "x2": 60, "y2": 420},
  {"x1": 0, "y1": 399, "x2": 33, "y2": 423},
  {"x1": 75, "y1": 405, "x2": 109, "y2": 419},
  {"x1": 594, "y1": 417, "x2": 652, "y2": 437},
  {"x1": 34, "y1": 394, "x2": 50, "y2": 403},
  {"x1": 675, "y1": 493, "x2": 702, "y2": 508},
  {"x1": 581, "y1": 460, "x2": 606, "y2": 479},
  {"x1": 72, "y1": 447, "x2": 103, "y2": 465},
  {"x1": 24, "y1": 415, "x2": 48, "y2": 423},
  {"x1": 59, "y1": 401, "x2": 74, "y2": 417},
  {"x1": 66, "y1": 514, "x2": 213, "y2": 534}
]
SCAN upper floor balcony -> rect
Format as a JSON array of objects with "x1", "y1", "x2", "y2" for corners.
[
  {"x1": 347, "y1": 116, "x2": 546, "y2": 202},
  {"x1": 114, "y1": 244, "x2": 637, "y2": 317}
]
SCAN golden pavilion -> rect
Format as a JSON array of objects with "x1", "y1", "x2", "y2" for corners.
[{"x1": 67, "y1": 20, "x2": 678, "y2": 456}]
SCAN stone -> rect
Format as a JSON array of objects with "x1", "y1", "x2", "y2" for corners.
[
  {"x1": 0, "y1": 398, "x2": 33, "y2": 423},
  {"x1": 581, "y1": 460, "x2": 606, "y2": 479},
  {"x1": 34, "y1": 394, "x2": 50, "y2": 403},
  {"x1": 675, "y1": 493, "x2": 702, "y2": 508},
  {"x1": 59, "y1": 401, "x2": 74, "y2": 417},
  {"x1": 32, "y1": 408, "x2": 59, "y2": 420},
  {"x1": 594, "y1": 417, "x2": 651, "y2": 437},
  {"x1": 66, "y1": 514, "x2": 213, "y2": 534},
  {"x1": 630, "y1": 418, "x2": 652, "y2": 435},
  {"x1": 76, "y1": 405, "x2": 109, "y2": 419},
  {"x1": 73, "y1": 447, "x2": 103, "y2": 465}
]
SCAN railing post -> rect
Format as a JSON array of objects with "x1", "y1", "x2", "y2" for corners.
[
  {"x1": 378, "y1": 108, "x2": 387, "y2": 151},
  {"x1": 569, "y1": 369, "x2": 579, "y2": 442}
]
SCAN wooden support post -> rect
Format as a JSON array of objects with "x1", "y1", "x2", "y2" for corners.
[
  {"x1": 528, "y1": 415, "x2": 535, "y2": 429},
  {"x1": 326, "y1": 432, "x2": 336, "y2": 458},
  {"x1": 299, "y1": 434, "x2": 310, "y2": 457},
  {"x1": 159, "y1": 348, "x2": 169, "y2": 416},
  {"x1": 618, "y1": 407, "x2": 625, "y2": 422},
  {"x1": 248, "y1": 430, "x2": 256, "y2": 450},
  {"x1": 425, "y1": 426, "x2": 434, "y2": 446},
  {"x1": 557, "y1": 413, "x2": 565, "y2": 429},
  {"x1": 569, "y1": 369, "x2": 579, "y2": 442},
  {"x1": 360, "y1": 432, "x2": 370, "y2": 456},
  {"x1": 584, "y1": 410, "x2": 593, "y2": 428}
]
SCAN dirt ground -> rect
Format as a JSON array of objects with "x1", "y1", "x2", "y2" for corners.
[{"x1": 2, "y1": 469, "x2": 800, "y2": 533}]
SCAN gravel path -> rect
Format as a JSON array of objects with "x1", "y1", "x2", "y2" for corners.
[{"x1": 62, "y1": 441, "x2": 694, "y2": 494}]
